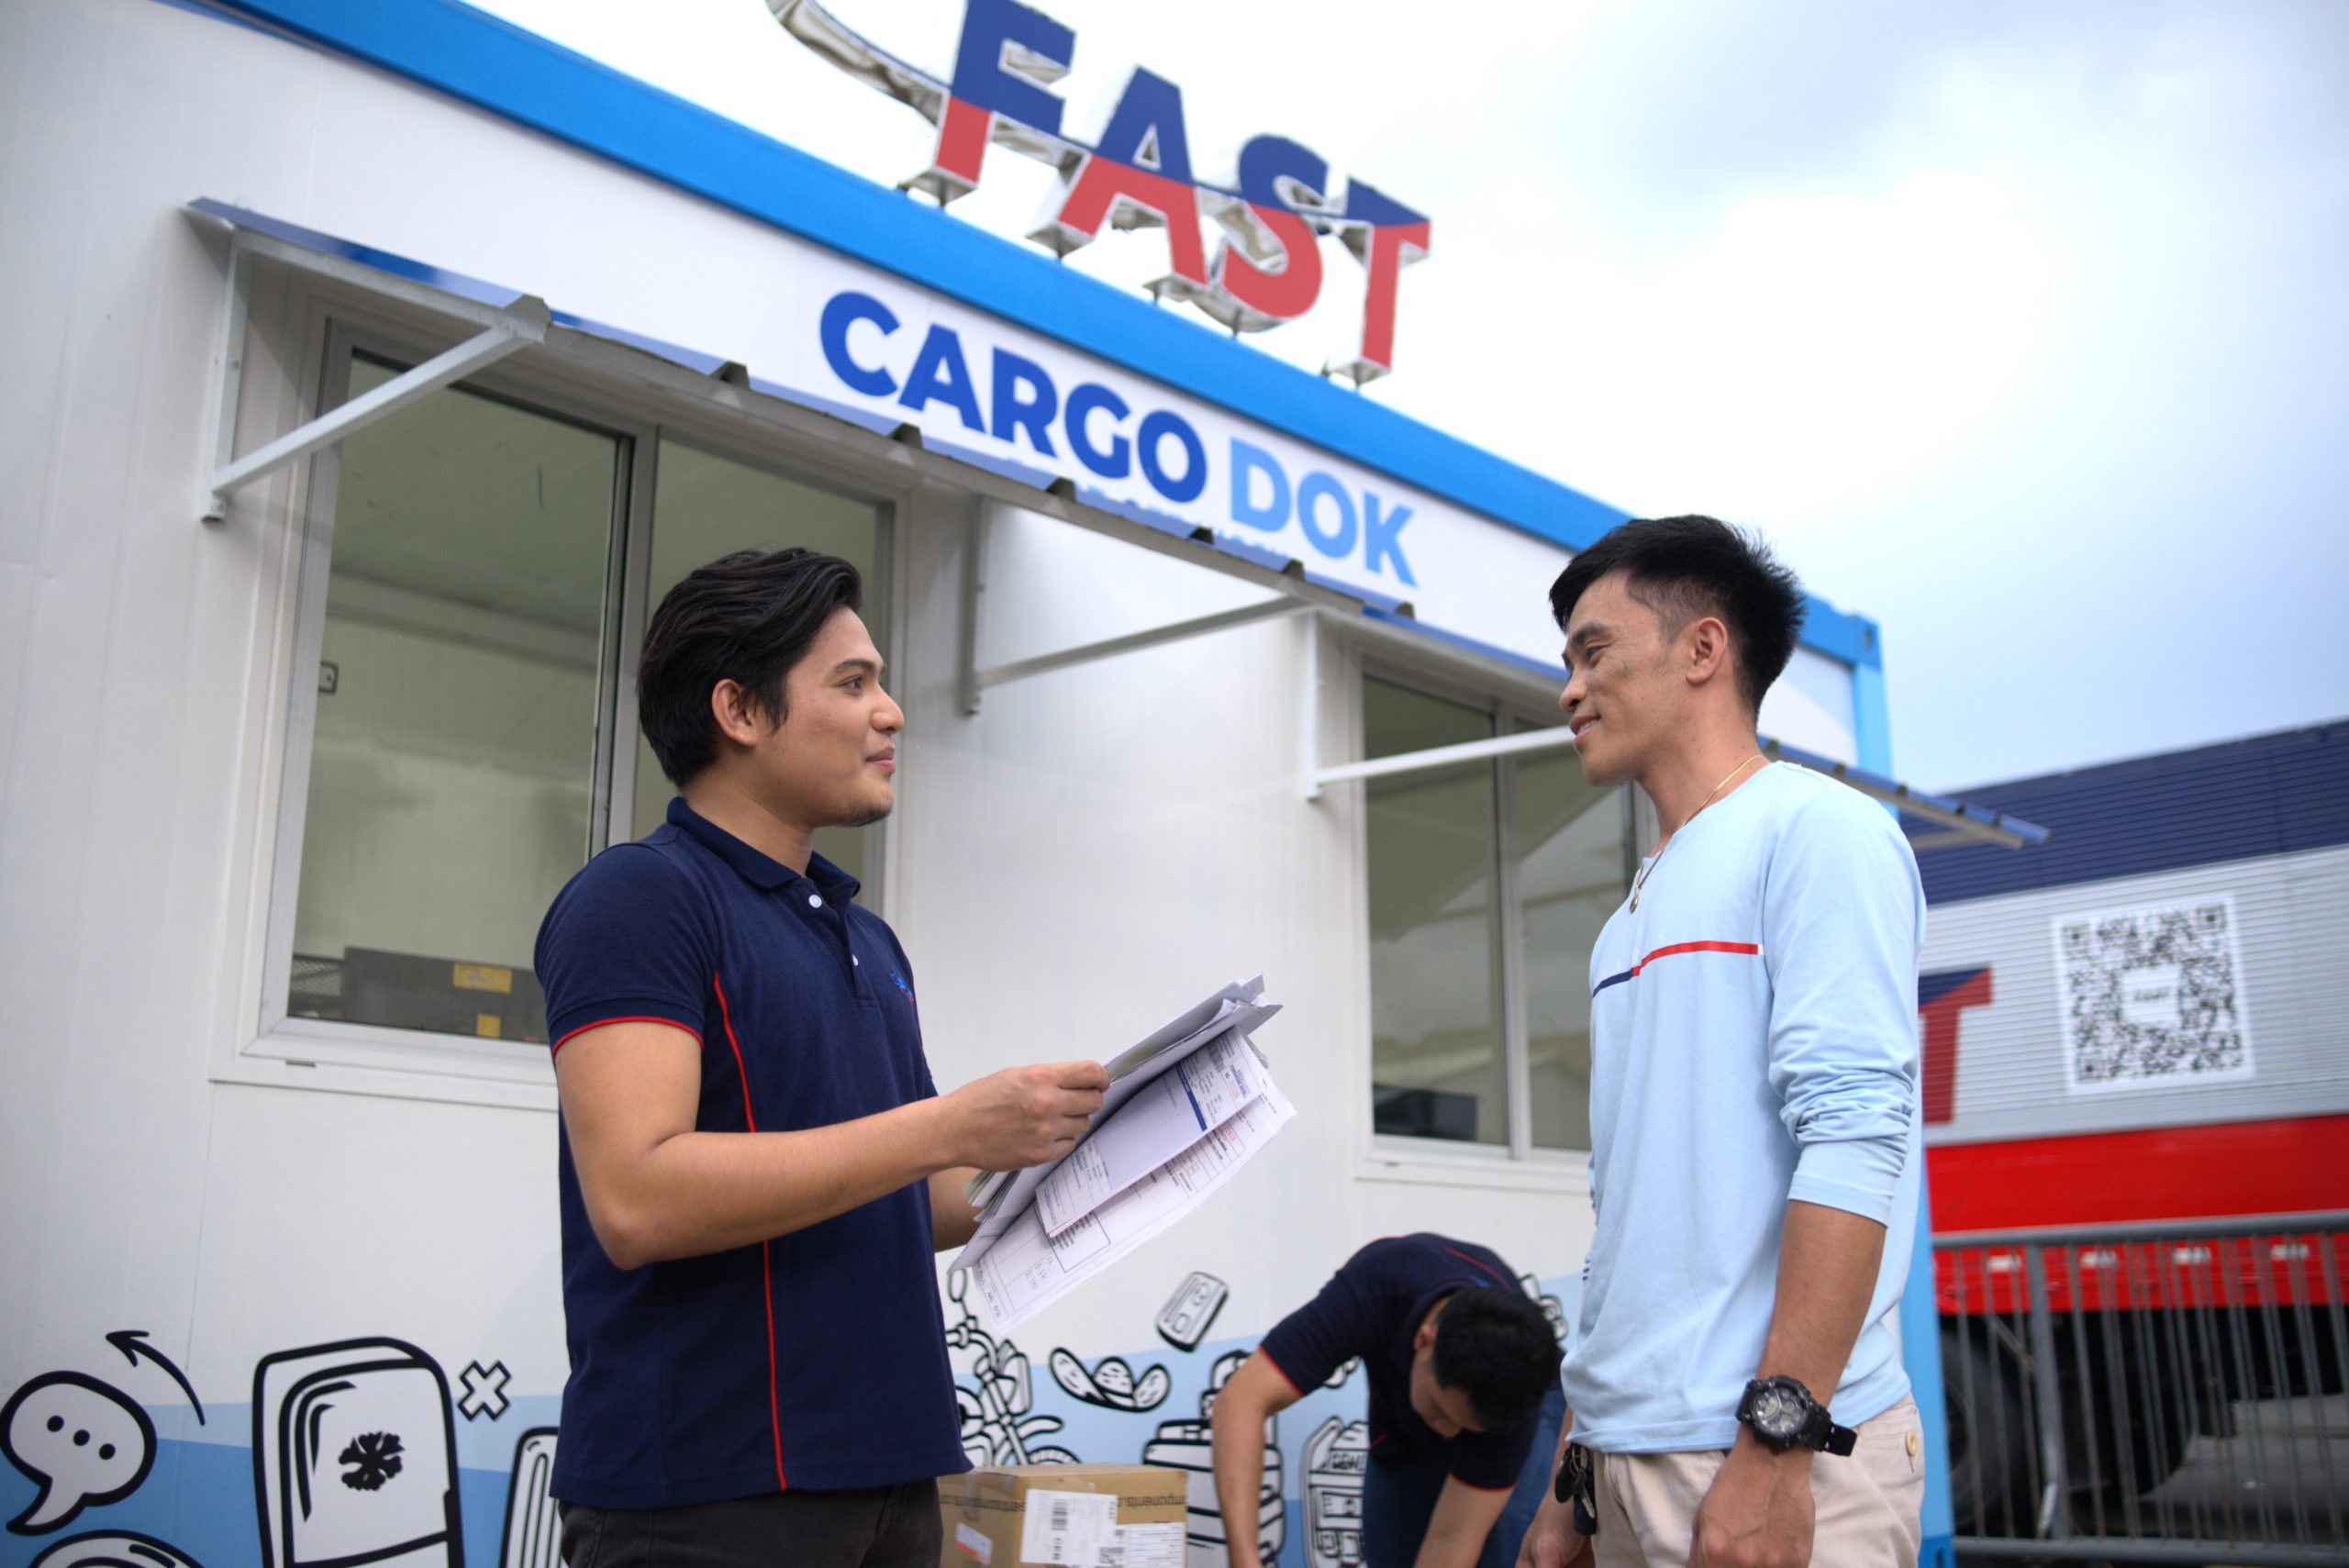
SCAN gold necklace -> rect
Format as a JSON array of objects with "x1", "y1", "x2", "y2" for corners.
[{"x1": 1629, "y1": 753, "x2": 1766, "y2": 912}]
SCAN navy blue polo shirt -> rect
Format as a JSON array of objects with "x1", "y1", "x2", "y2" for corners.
[
  {"x1": 1258, "y1": 1234, "x2": 1537, "y2": 1489},
  {"x1": 534, "y1": 798, "x2": 968, "y2": 1507}
]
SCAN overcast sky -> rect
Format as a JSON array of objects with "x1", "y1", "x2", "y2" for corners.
[{"x1": 470, "y1": 0, "x2": 2348, "y2": 792}]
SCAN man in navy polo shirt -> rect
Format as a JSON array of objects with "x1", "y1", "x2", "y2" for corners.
[
  {"x1": 1209, "y1": 1233, "x2": 1565, "y2": 1568},
  {"x1": 536, "y1": 548, "x2": 1109, "y2": 1568}
]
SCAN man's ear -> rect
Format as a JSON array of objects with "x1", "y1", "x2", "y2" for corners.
[
  {"x1": 708, "y1": 678, "x2": 770, "y2": 749},
  {"x1": 1413, "y1": 1318, "x2": 1439, "y2": 1356},
  {"x1": 1682, "y1": 614, "x2": 1732, "y2": 691}
]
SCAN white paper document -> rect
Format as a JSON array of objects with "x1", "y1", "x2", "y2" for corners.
[
  {"x1": 954, "y1": 977, "x2": 1280, "y2": 1274},
  {"x1": 1035, "y1": 1030, "x2": 1270, "y2": 1237},
  {"x1": 971, "y1": 1080, "x2": 1294, "y2": 1330}
]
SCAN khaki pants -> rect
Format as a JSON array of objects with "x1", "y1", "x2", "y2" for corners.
[{"x1": 1590, "y1": 1396, "x2": 1923, "y2": 1568}]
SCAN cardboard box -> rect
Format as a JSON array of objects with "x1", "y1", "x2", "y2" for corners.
[{"x1": 941, "y1": 1463, "x2": 1188, "y2": 1568}]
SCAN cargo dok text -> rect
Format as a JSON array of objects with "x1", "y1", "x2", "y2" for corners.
[
  {"x1": 821, "y1": 290, "x2": 1419, "y2": 586},
  {"x1": 774, "y1": 0, "x2": 1432, "y2": 383}
]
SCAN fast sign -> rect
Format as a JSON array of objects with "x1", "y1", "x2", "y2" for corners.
[{"x1": 770, "y1": 0, "x2": 1431, "y2": 383}]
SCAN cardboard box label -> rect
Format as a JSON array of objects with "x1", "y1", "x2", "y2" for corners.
[
  {"x1": 953, "y1": 1520, "x2": 994, "y2": 1564},
  {"x1": 1106, "y1": 1522, "x2": 1185, "y2": 1568},
  {"x1": 1020, "y1": 1488, "x2": 1119, "y2": 1566}
]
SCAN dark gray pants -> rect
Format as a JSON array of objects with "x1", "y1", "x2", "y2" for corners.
[{"x1": 558, "y1": 1480, "x2": 941, "y2": 1568}]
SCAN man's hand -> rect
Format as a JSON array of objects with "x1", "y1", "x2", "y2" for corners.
[
  {"x1": 941, "y1": 1061, "x2": 1108, "y2": 1171},
  {"x1": 1514, "y1": 1489, "x2": 1591, "y2": 1568},
  {"x1": 1690, "y1": 1439, "x2": 1813, "y2": 1568}
]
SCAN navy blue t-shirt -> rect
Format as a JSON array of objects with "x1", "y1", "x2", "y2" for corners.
[
  {"x1": 1257, "y1": 1234, "x2": 1538, "y2": 1489},
  {"x1": 535, "y1": 798, "x2": 968, "y2": 1507}
]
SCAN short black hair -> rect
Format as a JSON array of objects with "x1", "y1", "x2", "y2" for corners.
[
  {"x1": 1431, "y1": 1287, "x2": 1559, "y2": 1433},
  {"x1": 637, "y1": 548, "x2": 863, "y2": 785},
  {"x1": 1546, "y1": 516, "x2": 1805, "y2": 717}
]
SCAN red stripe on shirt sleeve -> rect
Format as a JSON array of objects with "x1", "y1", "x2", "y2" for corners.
[
  {"x1": 1258, "y1": 1349, "x2": 1308, "y2": 1397},
  {"x1": 550, "y1": 1016, "x2": 705, "y2": 1056}
]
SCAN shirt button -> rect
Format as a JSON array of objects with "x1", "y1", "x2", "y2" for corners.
[{"x1": 807, "y1": 894, "x2": 823, "y2": 908}]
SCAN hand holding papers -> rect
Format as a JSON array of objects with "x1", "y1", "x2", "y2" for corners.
[{"x1": 956, "y1": 976, "x2": 1291, "y2": 1329}]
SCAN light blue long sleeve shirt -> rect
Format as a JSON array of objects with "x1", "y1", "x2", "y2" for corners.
[{"x1": 1560, "y1": 762, "x2": 1926, "y2": 1453}]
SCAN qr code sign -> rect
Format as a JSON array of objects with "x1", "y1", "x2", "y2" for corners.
[{"x1": 2053, "y1": 895, "x2": 2253, "y2": 1091}]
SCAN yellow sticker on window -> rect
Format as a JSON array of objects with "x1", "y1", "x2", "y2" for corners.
[
  {"x1": 475, "y1": 1014, "x2": 503, "y2": 1039},
  {"x1": 453, "y1": 963, "x2": 514, "y2": 994}
]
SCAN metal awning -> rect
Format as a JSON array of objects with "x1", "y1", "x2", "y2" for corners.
[
  {"x1": 186, "y1": 198, "x2": 2048, "y2": 852},
  {"x1": 188, "y1": 197, "x2": 1397, "y2": 622}
]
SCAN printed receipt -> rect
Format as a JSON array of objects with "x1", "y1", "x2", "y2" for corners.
[
  {"x1": 972, "y1": 1083, "x2": 1295, "y2": 1330},
  {"x1": 1034, "y1": 1030, "x2": 1269, "y2": 1237}
]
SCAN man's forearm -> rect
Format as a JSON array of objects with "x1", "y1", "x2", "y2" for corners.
[
  {"x1": 1756, "y1": 1197, "x2": 1887, "y2": 1399},
  {"x1": 1416, "y1": 1477, "x2": 1511, "y2": 1568},
  {"x1": 593, "y1": 1098, "x2": 956, "y2": 1267},
  {"x1": 1209, "y1": 1419, "x2": 1267, "y2": 1568},
  {"x1": 930, "y1": 1166, "x2": 981, "y2": 1251}
]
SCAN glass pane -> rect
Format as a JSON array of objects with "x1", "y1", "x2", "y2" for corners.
[
  {"x1": 288, "y1": 353, "x2": 623, "y2": 1043},
  {"x1": 629, "y1": 442, "x2": 887, "y2": 885},
  {"x1": 1514, "y1": 743, "x2": 1629, "y2": 1151},
  {"x1": 1364, "y1": 677, "x2": 1506, "y2": 1144}
]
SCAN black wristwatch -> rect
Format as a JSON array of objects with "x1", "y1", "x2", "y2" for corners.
[{"x1": 1736, "y1": 1376, "x2": 1856, "y2": 1455}]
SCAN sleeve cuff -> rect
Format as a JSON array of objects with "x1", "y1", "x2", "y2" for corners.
[
  {"x1": 1787, "y1": 1139, "x2": 1901, "y2": 1226},
  {"x1": 549, "y1": 998, "x2": 706, "y2": 1055}
]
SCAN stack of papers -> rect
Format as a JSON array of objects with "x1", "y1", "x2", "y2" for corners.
[{"x1": 957, "y1": 976, "x2": 1292, "y2": 1329}]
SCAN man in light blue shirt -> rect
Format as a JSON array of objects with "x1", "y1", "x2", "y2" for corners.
[{"x1": 1516, "y1": 517, "x2": 1928, "y2": 1568}]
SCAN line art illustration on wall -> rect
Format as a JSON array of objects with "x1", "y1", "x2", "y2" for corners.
[
  {"x1": 1141, "y1": 1351, "x2": 1282, "y2": 1567},
  {"x1": 1155, "y1": 1271, "x2": 1229, "y2": 1351},
  {"x1": 943, "y1": 1273, "x2": 1076, "y2": 1468},
  {"x1": 497, "y1": 1429, "x2": 561, "y2": 1568},
  {"x1": 28, "y1": 1529, "x2": 206, "y2": 1568},
  {"x1": 250, "y1": 1338, "x2": 464, "y2": 1568},
  {"x1": 2, "y1": 1372, "x2": 159, "y2": 1536},
  {"x1": 1048, "y1": 1351, "x2": 1171, "y2": 1413}
]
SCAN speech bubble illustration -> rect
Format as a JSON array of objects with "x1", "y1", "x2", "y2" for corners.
[{"x1": 1, "y1": 1373, "x2": 157, "y2": 1535}]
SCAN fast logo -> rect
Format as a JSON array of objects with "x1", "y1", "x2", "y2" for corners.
[{"x1": 772, "y1": 0, "x2": 1431, "y2": 383}]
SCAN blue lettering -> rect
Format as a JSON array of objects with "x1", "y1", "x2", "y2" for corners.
[
  {"x1": 1066, "y1": 383, "x2": 1132, "y2": 478},
  {"x1": 1363, "y1": 492, "x2": 1417, "y2": 585},
  {"x1": 989, "y1": 349, "x2": 1060, "y2": 457},
  {"x1": 897, "y1": 324, "x2": 985, "y2": 432},
  {"x1": 1296, "y1": 471, "x2": 1357, "y2": 559},
  {"x1": 1138, "y1": 411, "x2": 1207, "y2": 503},
  {"x1": 819, "y1": 291, "x2": 899, "y2": 397},
  {"x1": 1228, "y1": 439, "x2": 1290, "y2": 532}
]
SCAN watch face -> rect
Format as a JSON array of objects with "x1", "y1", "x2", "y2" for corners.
[{"x1": 1751, "y1": 1385, "x2": 1801, "y2": 1436}]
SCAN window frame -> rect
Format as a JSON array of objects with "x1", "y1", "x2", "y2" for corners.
[
  {"x1": 223, "y1": 287, "x2": 911, "y2": 1110},
  {"x1": 1351, "y1": 646, "x2": 1635, "y2": 1180}
]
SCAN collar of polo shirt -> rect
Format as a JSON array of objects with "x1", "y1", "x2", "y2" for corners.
[{"x1": 666, "y1": 797, "x2": 863, "y2": 903}]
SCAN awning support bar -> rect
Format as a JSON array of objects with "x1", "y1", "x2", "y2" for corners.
[
  {"x1": 1306, "y1": 712, "x2": 2040, "y2": 850},
  {"x1": 201, "y1": 292, "x2": 549, "y2": 522},
  {"x1": 1755, "y1": 740, "x2": 2034, "y2": 849},
  {"x1": 969, "y1": 595, "x2": 1304, "y2": 700}
]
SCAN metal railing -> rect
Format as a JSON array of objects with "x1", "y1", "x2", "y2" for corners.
[{"x1": 1934, "y1": 1211, "x2": 2349, "y2": 1565}]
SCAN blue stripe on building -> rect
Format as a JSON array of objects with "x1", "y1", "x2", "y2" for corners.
[{"x1": 1919, "y1": 721, "x2": 2349, "y2": 905}]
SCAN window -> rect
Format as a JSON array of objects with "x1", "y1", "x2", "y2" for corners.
[
  {"x1": 627, "y1": 439, "x2": 888, "y2": 887},
  {"x1": 1364, "y1": 674, "x2": 1630, "y2": 1154},
  {"x1": 263, "y1": 339, "x2": 888, "y2": 1073}
]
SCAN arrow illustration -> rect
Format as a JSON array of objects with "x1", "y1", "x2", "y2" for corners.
[{"x1": 106, "y1": 1330, "x2": 205, "y2": 1425}]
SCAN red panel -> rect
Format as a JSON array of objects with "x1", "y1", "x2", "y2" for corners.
[
  {"x1": 1930, "y1": 1117, "x2": 2349, "y2": 1314},
  {"x1": 1928, "y1": 1115, "x2": 2349, "y2": 1232}
]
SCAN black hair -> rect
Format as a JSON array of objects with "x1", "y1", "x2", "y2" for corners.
[
  {"x1": 1431, "y1": 1287, "x2": 1559, "y2": 1433},
  {"x1": 636, "y1": 548, "x2": 864, "y2": 786},
  {"x1": 1546, "y1": 516, "x2": 1805, "y2": 717}
]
